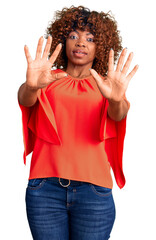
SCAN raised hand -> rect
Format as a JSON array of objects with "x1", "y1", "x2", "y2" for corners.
[
  {"x1": 24, "y1": 36, "x2": 67, "y2": 90},
  {"x1": 90, "y1": 48, "x2": 139, "y2": 102}
]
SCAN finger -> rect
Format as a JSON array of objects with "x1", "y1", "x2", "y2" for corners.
[
  {"x1": 35, "y1": 36, "x2": 44, "y2": 59},
  {"x1": 108, "y1": 49, "x2": 114, "y2": 72},
  {"x1": 42, "y1": 35, "x2": 52, "y2": 59},
  {"x1": 116, "y1": 48, "x2": 127, "y2": 72},
  {"x1": 49, "y1": 43, "x2": 62, "y2": 65},
  {"x1": 122, "y1": 52, "x2": 134, "y2": 75},
  {"x1": 126, "y1": 64, "x2": 139, "y2": 83},
  {"x1": 24, "y1": 45, "x2": 33, "y2": 64}
]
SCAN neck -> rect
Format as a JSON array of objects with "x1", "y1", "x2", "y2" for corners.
[{"x1": 65, "y1": 63, "x2": 92, "y2": 79}]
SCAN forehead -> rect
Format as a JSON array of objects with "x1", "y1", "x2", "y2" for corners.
[{"x1": 70, "y1": 29, "x2": 94, "y2": 36}]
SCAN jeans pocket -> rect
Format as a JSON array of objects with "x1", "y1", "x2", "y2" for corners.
[
  {"x1": 27, "y1": 178, "x2": 47, "y2": 190},
  {"x1": 90, "y1": 184, "x2": 112, "y2": 197}
]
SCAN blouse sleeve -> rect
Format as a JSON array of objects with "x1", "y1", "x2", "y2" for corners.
[
  {"x1": 18, "y1": 88, "x2": 61, "y2": 164},
  {"x1": 18, "y1": 101, "x2": 37, "y2": 164},
  {"x1": 100, "y1": 97, "x2": 130, "y2": 189}
]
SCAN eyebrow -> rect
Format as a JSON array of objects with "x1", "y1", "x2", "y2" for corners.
[{"x1": 74, "y1": 30, "x2": 94, "y2": 36}]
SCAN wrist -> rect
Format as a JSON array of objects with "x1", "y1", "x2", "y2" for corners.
[
  {"x1": 107, "y1": 98, "x2": 128, "y2": 121},
  {"x1": 108, "y1": 98, "x2": 124, "y2": 107},
  {"x1": 25, "y1": 82, "x2": 39, "y2": 92}
]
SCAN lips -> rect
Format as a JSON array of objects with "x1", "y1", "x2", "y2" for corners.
[{"x1": 73, "y1": 50, "x2": 87, "y2": 57}]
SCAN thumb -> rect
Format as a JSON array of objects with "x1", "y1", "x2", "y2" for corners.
[
  {"x1": 90, "y1": 69, "x2": 108, "y2": 98},
  {"x1": 50, "y1": 72, "x2": 68, "y2": 82},
  {"x1": 54, "y1": 72, "x2": 68, "y2": 80},
  {"x1": 90, "y1": 69, "x2": 103, "y2": 86}
]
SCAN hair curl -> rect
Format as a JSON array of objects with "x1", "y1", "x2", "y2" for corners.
[{"x1": 45, "y1": 6, "x2": 122, "y2": 76}]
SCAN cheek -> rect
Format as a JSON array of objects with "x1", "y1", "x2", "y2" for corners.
[{"x1": 90, "y1": 44, "x2": 96, "y2": 58}]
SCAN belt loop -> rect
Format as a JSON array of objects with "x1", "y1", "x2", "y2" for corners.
[{"x1": 59, "y1": 178, "x2": 70, "y2": 187}]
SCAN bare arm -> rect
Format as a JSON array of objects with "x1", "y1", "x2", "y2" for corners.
[
  {"x1": 18, "y1": 83, "x2": 39, "y2": 107},
  {"x1": 107, "y1": 98, "x2": 129, "y2": 121}
]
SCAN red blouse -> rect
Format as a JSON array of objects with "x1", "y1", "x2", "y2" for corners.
[{"x1": 19, "y1": 69, "x2": 129, "y2": 189}]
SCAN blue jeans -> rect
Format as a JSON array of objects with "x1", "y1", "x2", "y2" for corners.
[{"x1": 26, "y1": 178, "x2": 116, "y2": 240}]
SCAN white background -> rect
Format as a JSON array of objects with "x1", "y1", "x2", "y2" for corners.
[{"x1": 0, "y1": 0, "x2": 156, "y2": 239}]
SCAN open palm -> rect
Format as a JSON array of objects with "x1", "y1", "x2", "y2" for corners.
[
  {"x1": 24, "y1": 36, "x2": 66, "y2": 90},
  {"x1": 90, "y1": 48, "x2": 139, "y2": 102}
]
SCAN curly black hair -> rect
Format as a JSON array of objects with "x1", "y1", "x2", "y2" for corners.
[{"x1": 45, "y1": 6, "x2": 122, "y2": 76}]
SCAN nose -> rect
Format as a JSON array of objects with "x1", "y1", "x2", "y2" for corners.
[{"x1": 75, "y1": 39, "x2": 86, "y2": 48}]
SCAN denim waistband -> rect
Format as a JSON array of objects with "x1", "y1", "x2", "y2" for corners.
[{"x1": 47, "y1": 177, "x2": 88, "y2": 187}]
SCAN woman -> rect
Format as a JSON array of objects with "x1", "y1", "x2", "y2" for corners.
[{"x1": 18, "y1": 6, "x2": 138, "y2": 240}]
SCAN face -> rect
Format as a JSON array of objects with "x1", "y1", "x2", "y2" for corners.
[{"x1": 65, "y1": 29, "x2": 96, "y2": 68}]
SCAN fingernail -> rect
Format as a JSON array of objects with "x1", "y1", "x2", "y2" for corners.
[{"x1": 89, "y1": 68, "x2": 92, "y2": 71}]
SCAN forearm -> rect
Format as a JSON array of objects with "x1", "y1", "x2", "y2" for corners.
[
  {"x1": 107, "y1": 98, "x2": 129, "y2": 121},
  {"x1": 18, "y1": 83, "x2": 39, "y2": 107}
]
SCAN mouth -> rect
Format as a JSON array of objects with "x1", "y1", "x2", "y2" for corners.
[{"x1": 72, "y1": 50, "x2": 87, "y2": 57}]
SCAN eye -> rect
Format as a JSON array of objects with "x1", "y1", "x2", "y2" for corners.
[
  {"x1": 69, "y1": 34, "x2": 78, "y2": 40},
  {"x1": 87, "y1": 38, "x2": 94, "y2": 42}
]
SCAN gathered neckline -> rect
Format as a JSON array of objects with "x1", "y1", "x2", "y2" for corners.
[
  {"x1": 58, "y1": 69, "x2": 94, "y2": 81},
  {"x1": 66, "y1": 74, "x2": 94, "y2": 81}
]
